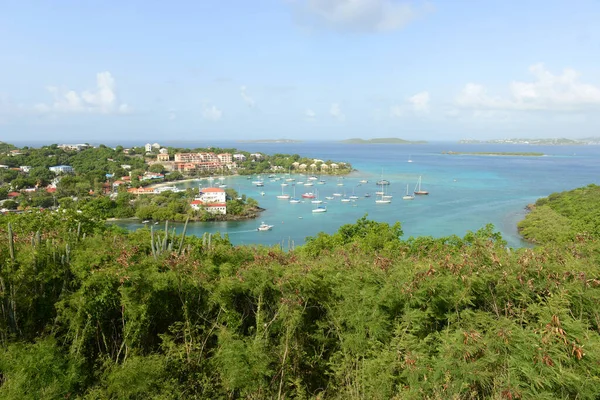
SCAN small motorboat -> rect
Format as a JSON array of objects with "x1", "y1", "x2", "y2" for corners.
[{"x1": 257, "y1": 222, "x2": 273, "y2": 231}]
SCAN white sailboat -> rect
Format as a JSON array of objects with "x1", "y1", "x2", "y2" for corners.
[
  {"x1": 311, "y1": 189, "x2": 323, "y2": 204},
  {"x1": 407, "y1": 155, "x2": 413, "y2": 163},
  {"x1": 375, "y1": 178, "x2": 391, "y2": 204},
  {"x1": 289, "y1": 185, "x2": 300, "y2": 203},
  {"x1": 402, "y1": 184, "x2": 415, "y2": 200},
  {"x1": 277, "y1": 184, "x2": 290, "y2": 199}
]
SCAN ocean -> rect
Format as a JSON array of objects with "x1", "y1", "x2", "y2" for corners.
[{"x1": 109, "y1": 141, "x2": 600, "y2": 249}]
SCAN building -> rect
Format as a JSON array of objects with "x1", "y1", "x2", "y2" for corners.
[
  {"x1": 174, "y1": 152, "x2": 221, "y2": 163},
  {"x1": 156, "y1": 150, "x2": 169, "y2": 161},
  {"x1": 197, "y1": 187, "x2": 227, "y2": 203},
  {"x1": 233, "y1": 153, "x2": 246, "y2": 161},
  {"x1": 127, "y1": 187, "x2": 158, "y2": 195},
  {"x1": 217, "y1": 153, "x2": 233, "y2": 164},
  {"x1": 145, "y1": 143, "x2": 152, "y2": 152},
  {"x1": 49, "y1": 165, "x2": 74, "y2": 174},
  {"x1": 250, "y1": 153, "x2": 263, "y2": 160},
  {"x1": 190, "y1": 199, "x2": 227, "y2": 215},
  {"x1": 141, "y1": 172, "x2": 164, "y2": 181},
  {"x1": 173, "y1": 152, "x2": 231, "y2": 172},
  {"x1": 58, "y1": 144, "x2": 90, "y2": 151},
  {"x1": 189, "y1": 187, "x2": 227, "y2": 215}
]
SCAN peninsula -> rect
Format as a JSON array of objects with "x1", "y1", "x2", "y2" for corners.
[{"x1": 340, "y1": 137, "x2": 427, "y2": 144}]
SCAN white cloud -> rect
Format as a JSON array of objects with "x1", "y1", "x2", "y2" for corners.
[
  {"x1": 240, "y1": 85, "x2": 255, "y2": 107},
  {"x1": 408, "y1": 91, "x2": 430, "y2": 112},
  {"x1": 389, "y1": 90, "x2": 430, "y2": 117},
  {"x1": 35, "y1": 72, "x2": 129, "y2": 114},
  {"x1": 330, "y1": 103, "x2": 345, "y2": 121},
  {"x1": 456, "y1": 64, "x2": 600, "y2": 112},
  {"x1": 202, "y1": 105, "x2": 222, "y2": 121},
  {"x1": 305, "y1": 108, "x2": 317, "y2": 120},
  {"x1": 294, "y1": 0, "x2": 432, "y2": 32}
]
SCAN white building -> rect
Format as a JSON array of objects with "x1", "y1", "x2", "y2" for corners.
[
  {"x1": 145, "y1": 143, "x2": 152, "y2": 152},
  {"x1": 58, "y1": 144, "x2": 90, "y2": 151},
  {"x1": 190, "y1": 187, "x2": 228, "y2": 214},
  {"x1": 49, "y1": 165, "x2": 74, "y2": 174},
  {"x1": 233, "y1": 153, "x2": 246, "y2": 161},
  {"x1": 20, "y1": 166, "x2": 32, "y2": 173},
  {"x1": 197, "y1": 187, "x2": 227, "y2": 203}
]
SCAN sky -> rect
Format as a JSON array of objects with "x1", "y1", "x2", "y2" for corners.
[{"x1": 1, "y1": 0, "x2": 600, "y2": 143}]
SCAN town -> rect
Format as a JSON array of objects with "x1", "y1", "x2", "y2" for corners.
[{"x1": 0, "y1": 141, "x2": 351, "y2": 221}]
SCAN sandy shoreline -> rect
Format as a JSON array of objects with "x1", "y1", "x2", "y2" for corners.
[{"x1": 146, "y1": 178, "x2": 203, "y2": 189}]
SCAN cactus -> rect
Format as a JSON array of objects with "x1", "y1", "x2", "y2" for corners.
[
  {"x1": 162, "y1": 221, "x2": 169, "y2": 251},
  {"x1": 8, "y1": 222, "x2": 15, "y2": 261},
  {"x1": 150, "y1": 226, "x2": 157, "y2": 260},
  {"x1": 177, "y1": 217, "x2": 189, "y2": 256}
]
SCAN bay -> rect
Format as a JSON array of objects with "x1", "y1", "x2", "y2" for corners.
[{"x1": 112, "y1": 141, "x2": 600, "y2": 248}]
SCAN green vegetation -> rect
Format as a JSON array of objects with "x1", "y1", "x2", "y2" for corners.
[
  {"x1": 2, "y1": 189, "x2": 600, "y2": 398},
  {"x1": 443, "y1": 151, "x2": 545, "y2": 156},
  {"x1": 340, "y1": 137, "x2": 427, "y2": 144},
  {"x1": 518, "y1": 184, "x2": 600, "y2": 244}
]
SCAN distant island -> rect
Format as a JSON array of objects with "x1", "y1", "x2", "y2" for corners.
[
  {"x1": 340, "y1": 138, "x2": 427, "y2": 144},
  {"x1": 236, "y1": 139, "x2": 302, "y2": 143},
  {"x1": 459, "y1": 137, "x2": 600, "y2": 145},
  {"x1": 443, "y1": 151, "x2": 544, "y2": 156}
]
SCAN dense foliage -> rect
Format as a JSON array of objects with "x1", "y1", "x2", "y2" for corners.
[
  {"x1": 1, "y1": 186, "x2": 600, "y2": 398},
  {"x1": 518, "y1": 184, "x2": 600, "y2": 244}
]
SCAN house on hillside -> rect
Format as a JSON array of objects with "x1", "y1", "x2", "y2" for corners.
[
  {"x1": 191, "y1": 187, "x2": 227, "y2": 214},
  {"x1": 49, "y1": 165, "x2": 74, "y2": 174}
]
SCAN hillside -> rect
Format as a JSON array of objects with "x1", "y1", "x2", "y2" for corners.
[{"x1": 1, "y1": 191, "x2": 600, "y2": 398}]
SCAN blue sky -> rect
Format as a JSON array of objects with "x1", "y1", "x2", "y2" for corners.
[{"x1": 1, "y1": 0, "x2": 600, "y2": 142}]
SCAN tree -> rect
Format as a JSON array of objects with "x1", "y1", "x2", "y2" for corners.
[
  {"x1": 29, "y1": 167, "x2": 55, "y2": 187},
  {"x1": 148, "y1": 164, "x2": 165, "y2": 174}
]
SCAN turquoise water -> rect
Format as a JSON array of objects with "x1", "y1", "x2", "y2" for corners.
[{"x1": 113, "y1": 142, "x2": 600, "y2": 248}]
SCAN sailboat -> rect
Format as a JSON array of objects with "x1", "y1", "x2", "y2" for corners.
[
  {"x1": 277, "y1": 184, "x2": 290, "y2": 199},
  {"x1": 407, "y1": 155, "x2": 413, "y2": 163},
  {"x1": 414, "y1": 176, "x2": 429, "y2": 195},
  {"x1": 289, "y1": 185, "x2": 300, "y2": 203},
  {"x1": 311, "y1": 189, "x2": 323, "y2": 204},
  {"x1": 375, "y1": 180, "x2": 391, "y2": 204},
  {"x1": 376, "y1": 169, "x2": 390, "y2": 186},
  {"x1": 403, "y1": 184, "x2": 415, "y2": 200}
]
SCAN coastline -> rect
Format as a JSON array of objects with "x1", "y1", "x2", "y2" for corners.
[{"x1": 146, "y1": 178, "x2": 202, "y2": 189}]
